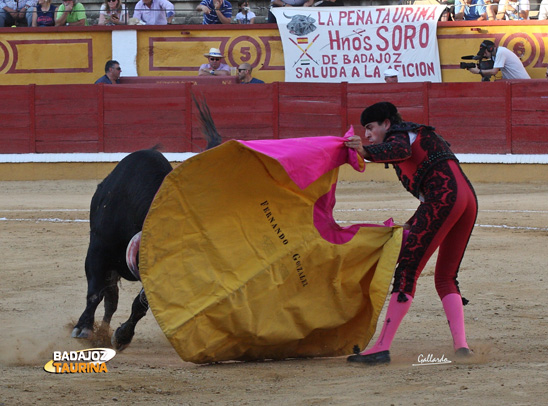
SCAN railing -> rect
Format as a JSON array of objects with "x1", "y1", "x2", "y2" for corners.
[
  {"x1": 19, "y1": 1, "x2": 548, "y2": 27},
  {"x1": 1, "y1": 80, "x2": 547, "y2": 155}
]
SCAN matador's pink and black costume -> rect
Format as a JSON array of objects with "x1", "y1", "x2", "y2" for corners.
[
  {"x1": 348, "y1": 105, "x2": 477, "y2": 365},
  {"x1": 364, "y1": 122, "x2": 478, "y2": 300}
]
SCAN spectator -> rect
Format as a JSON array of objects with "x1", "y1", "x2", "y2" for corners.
[
  {"x1": 485, "y1": 0, "x2": 499, "y2": 20},
  {"x1": 268, "y1": 0, "x2": 314, "y2": 24},
  {"x1": 95, "y1": 60, "x2": 122, "y2": 84},
  {"x1": 496, "y1": 0, "x2": 529, "y2": 19},
  {"x1": 383, "y1": 68, "x2": 399, "y2": 83},
  {"x1": 55, "y1": 0, "x2": 87, "y2": 26},
  {"x1": 133, "y1": 0, "x2": 174, "y2": 25},
  {"x1": 0, "y1": 0, "x2": 34, "y2": 27},
  {"x1": 197, "y1": 0, "x2": 232, "y2": 24},
  {"x1": 198, "y1": 48, "x2": 231, "y2": 76},
  {"x1": 454, "y1": 0, "x2": 487, "y2": 20},
  {"x1": 237, "y1": 63, "x2": 264, "y2": 84},
  {"x1": 234, "y1": 0, "x2": 255, "y2": 24},
  {"x1": 539, "y1": 0, "x2": 548, "y2": 20},
  {"x1": 314, "y1": 0, "x2": 344, "y2": 6},
  {"x1": 467, "y1": 40, "x2": 530, "y2": 80},
  {"x1": 31, "y1": 0, "x2": 55, "y2": 26},
  {"x1": 98, "y1": 0, "x2": 127, "y2": 25},
  {"x1": 439, "y1": 1, "x2": 455, "y2": 21}
]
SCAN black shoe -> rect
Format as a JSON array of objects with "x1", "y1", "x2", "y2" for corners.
[
  {"x1": 455, "y1": 347, "x2": 472, "y2": 358},
  {"x1": 347, "y1": 350, "x2": 390, "y2": 365}
]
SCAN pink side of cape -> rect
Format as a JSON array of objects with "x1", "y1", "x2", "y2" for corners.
[
  {"x1": 239, "y1": 128, "x2": 398, "y2": 245},
  {"x1": 238, "y1": 127, "x2": 363, "y2": 190}
]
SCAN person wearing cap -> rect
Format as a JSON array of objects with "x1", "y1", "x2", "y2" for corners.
[
  {"x1": 344, "y1": 102, "x2": 478, "y2": 366},
  {"x1": 197, "y1": 0, "x2": 232, "y2": 24},
  {"x1": 383, "y1": 68, "x2": 399, "y2": 83},
  {"x1": 237, "y1": 63, "x2": 264, "y2": 84},
  {"x1": 198, "y1": 48, "x2": 231, "y2": 76},
  {"x1": 132, "y1": 0, "x2": 175, "y2": 25},
  {"x1": 467, "y1": 40, "x2": 530, "y2": 80},
  {"x1": 454, "y1": 0, "x2": 487, "y2": 21}
]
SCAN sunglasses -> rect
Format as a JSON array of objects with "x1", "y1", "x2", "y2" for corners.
[
  {"x1": 108, "y1": 0, "x2": 117, "y2": 2},
  {"x1": 209, "y1": 57, "x2": 221, "y2": 61},
  {"x1": 238, "y1": 69, "x2": 247, "y2": 72}
]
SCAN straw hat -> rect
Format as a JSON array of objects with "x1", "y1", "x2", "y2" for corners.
[{"x1": 204, "y1": 48, "x2": 224, "y2": 58}]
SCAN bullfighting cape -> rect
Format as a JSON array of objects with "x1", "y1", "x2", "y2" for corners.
[{"x1": 140, "y1": 130, "x2": 402, "y2": 364}]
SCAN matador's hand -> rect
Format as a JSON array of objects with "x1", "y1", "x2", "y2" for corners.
[{"x1": 345, "y1": 135, "x2": 363, "y2": 151}]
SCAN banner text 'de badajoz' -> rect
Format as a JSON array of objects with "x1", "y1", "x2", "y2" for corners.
[{"x1": 273, "y1": 6, "x2": 445, "y2": 83}]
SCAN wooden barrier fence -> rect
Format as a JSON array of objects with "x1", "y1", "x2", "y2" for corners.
[{"x1": 1, "y1": 80, "x2": 547, "y2": 155}]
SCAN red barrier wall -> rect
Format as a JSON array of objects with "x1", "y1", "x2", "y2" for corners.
[{"x1": 1, "y1": 81, "x2": 547, "y2": 154}]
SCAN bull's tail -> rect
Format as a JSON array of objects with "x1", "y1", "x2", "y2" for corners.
[{"x1": 191, "y1": 93, "x2": 222, "y2": 150}]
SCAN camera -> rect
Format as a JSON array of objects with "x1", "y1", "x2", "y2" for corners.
[
  {"x1": 460, "y1": 62, "x2": 476, "y2": 69},
  {"x1": 460, "y1": 55, "x2": 495, "y2": 81}
]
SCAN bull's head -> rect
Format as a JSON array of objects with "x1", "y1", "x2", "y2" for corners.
[{"x1": 285, "y1": 14, "x2": 317, "y2": 37}]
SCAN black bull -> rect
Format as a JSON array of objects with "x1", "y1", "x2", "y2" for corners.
[
  {"x1": 72, "y1": 96, "x2": 221, "y2": 350},
  {"x1": 71, "y1": 147, "x2": 172, "y2": 349}
]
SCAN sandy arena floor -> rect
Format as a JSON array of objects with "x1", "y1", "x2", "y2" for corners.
[{"x1": 1, "y1": 179, "x2": 547, "y2": 405}]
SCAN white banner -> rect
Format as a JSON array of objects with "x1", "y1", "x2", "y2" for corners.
[{"x1": 272, "y1": 6, "x2": 446, "y2": 83}]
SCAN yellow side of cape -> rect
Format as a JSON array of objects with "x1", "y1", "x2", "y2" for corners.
[{"x1": 140, "y1": 140, "x2": 401, "y2": 363}]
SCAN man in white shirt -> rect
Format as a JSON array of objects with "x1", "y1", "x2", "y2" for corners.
[
  {"x1": 467, "y1": 40, "x2": 530, "y2": 80},
  {"x1": 133, "y1": 0, "x2": 174, "y2": 25}
]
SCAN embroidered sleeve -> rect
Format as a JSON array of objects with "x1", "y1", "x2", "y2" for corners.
[{"x1": 363, "y1": 132, "x2": 412, "y2": 163}]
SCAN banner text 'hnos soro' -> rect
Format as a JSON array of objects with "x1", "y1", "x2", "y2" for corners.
[{"x1": 273, "y1": 6, "x2": 446, "y2": 83}]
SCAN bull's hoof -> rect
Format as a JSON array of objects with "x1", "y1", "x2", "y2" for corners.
[
  {"x1": 71, "y1": 327, "x2": 93, "y2": 339},
  {"x1": 112, "y1": 323, "x2": 135, "y2": 351}
]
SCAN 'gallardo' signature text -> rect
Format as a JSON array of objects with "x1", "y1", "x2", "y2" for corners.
[{"x1": 412, "y1": 353, "x2": 452, "y2": 366}]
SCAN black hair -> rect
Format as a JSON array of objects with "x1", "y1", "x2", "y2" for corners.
[
  {"x1": 360, "y1": 102, "x2": 403, "y2": 127},
  {"x1": 480, "y1": 40, "x2": 495, "y2": 52},
  {"x1": 105, "y1": 60, "x2": 119, "y2": 73}
]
